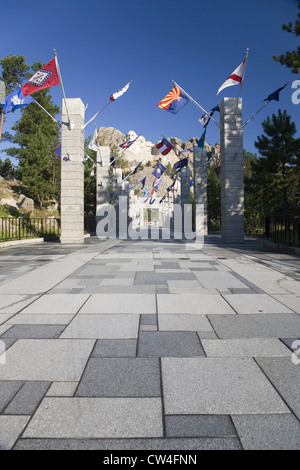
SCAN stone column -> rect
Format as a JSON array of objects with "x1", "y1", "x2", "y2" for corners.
[
  {"x1": 96, "y1": 146, "x2": 111, "y2": 210},
  {"x1": 193, "y1": 146, "x2": 208, "y2": 236},
  {"x1": 220, "y1": 97, "x2": 244, "y2": 243},
  {"x1": 181, "y1": 167, "x2": 192, "y2": 238},
  {"x1": 60, "y1": 99, "x2": 84, "y2": 244}
]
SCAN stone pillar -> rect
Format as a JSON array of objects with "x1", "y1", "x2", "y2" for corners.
[
  {"x1": 220, "y1": 97, "x2": 244, "y2": 243},
  {"x1": 96, "y1": 146, "x2": 110, "y2": 210},
  {"x1": 181, "y1": 167, "x2": 191, "y2": 238},
  {"x1": 193, "y1": 146, "x2": 208, "y2": 236},
  {"x1": 60, "y1": 99, "x2": 84, "y2": 244}
]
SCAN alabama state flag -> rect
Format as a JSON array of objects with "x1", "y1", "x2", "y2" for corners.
[{"x1": 21, "y1": 58, "x2": 60, "y2": 96}]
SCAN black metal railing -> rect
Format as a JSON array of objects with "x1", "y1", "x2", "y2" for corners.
[
  {"x1": 0, "y1": 217, "x2": 61, "y2": 242},
  {"x1": 265, "y1": 215, "x2": 300, "y2": 247}
]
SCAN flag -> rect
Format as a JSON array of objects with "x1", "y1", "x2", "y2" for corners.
[
  {"x1": 140, "y1": 176, "x2": 146, "y2": 188},
  {"x1": 198, "y1": 130, "x2": 206, "y2": 148},
  {"x1": 156, "y1": 138, "x2": 174, "y2": 156},
  {"x1": 190, "y1": 178, "x2": 194, "y2": 187},
  {"x1": 153, "y1": 177, "x2": 162, "y2": 192},
  {"x1": 110, "y1": 156, "x2": 116, "y2": 167},
  {"x1": 217, "y1": 60, "x2": 246, "y2": 95},
  {"x1": 199, "y1": 105, "x2": 220, "y2": 127},
  {"x1": 119, "y1": 139, "x2": 134, "y2": 149},
  {"x1": 110, "y1": 81, "x2": 131, "y2": 101},
  {"x1": 174, "y1": 157, "x2": 188, "y2": 171},
  {"x1": 149, "y1": 197, "x2": 156, "y2": 205},
  {"x1": 88, "y1": 127, "x2": 100, "y2": 152},
  {"x1": 132, "y1": 161, "x2": 143, "y2": 175},
  {"x1": 157, "y1": 85, "x2": 190, "y2": 114},
  {"x1": 180, "y1": 147, "x2": 194, "y2": 155},
  {"x1": 21, "y1": 58, "x2": 60, "y2": 96},
  {"x1": 53, "y1": 144, "x2": 61, "y2": 160},
  {"x1": 263, "y1": 83, "x2": 288, "y2": 102},
  {"x1": 152, "y1": 161, "x2": 166, "y2": 178},
  {"x1": 2, "y1": 87, "x2": 34, "y2": 113}
]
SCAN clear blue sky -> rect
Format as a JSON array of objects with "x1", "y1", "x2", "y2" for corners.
[{"x1": 1, "y1": 0, "x2": 299, "y2": 162}]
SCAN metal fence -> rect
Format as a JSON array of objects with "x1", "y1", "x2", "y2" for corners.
[
  {"x1": 0, "y1": 217, "x2": 61, "y2": 242},
  {"x1": 265, "y1": 216, "x2": 300, "y2": 247}
]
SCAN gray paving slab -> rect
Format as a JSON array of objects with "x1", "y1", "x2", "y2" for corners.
[
  {"x1": 0, "y1": 295, "x2": 39, "y2": 314},
  {"x1": 0, "y1": 415, "x2": 30, "y2": 449},
  {"x1": 255, "y1": 356, "x2": 300, "y2": 420},
  {"x1": 78, "y1": 293, "x2": 156, "y2": 314},
  {"x1": 75, "y1": 357, "x2": 161, "y2": 397},
  {"x1": 0, "y1": 380, "x2": 24, "y2": 413},
  {"x1": 165, "y1": 414, "x2": 236, "y2": 438},
  {"x1": 3, "y1": 381, "x2": 51, "y2": 415},
  {"x1": 60, "y1": 314, "x2": 139, "y2": 339},
  {"x1": 46, "y1": 382, "x2": 78, "y2": 397},
  {"x1": 14, "y1": 436, "x2": 241, "y2": 450},
  {"x1": 158, "y1": 314, "x2": 214, "y2": 332},
  {"x1": 201, "y1": 338, "x2": 292, "y2": 357},
  {"x1": 141, "y1": 314, "x2": 157, "y2": 325},
  {"x1": 232, "y1": 414, "x2": 300, "y2": 450},
  {"x1": 279, "y1": 338, "x2": 299, "y2": 351},
  {"x1": 22, "y1": 397, "x2": 163, "y2": 439},
  {"x1": 272, "y1": 294, "x2": 300, "y2": 314},
  {"x1": 1, "y1": 324, "x2": 66, "y2": 339},
  {"x1": 161, "y1": 357, "x2": 290, "y2": 415},
  {"x1": 223, "y1": 293, "x2": 295, "y2": 314},
  {"x1": 0, "y1": 339, "x2": 94, "y2": 381},
  {"x1": 21, "y1": 294, "x2": 90, "y2": 314},
  {"x1": 138, "y1": 331, "x2": 205, "y2": 357},
  {"x1": 208, "y1": 313, "x2": 300, "y2": 338},
  {"x1": 92, "y1": 339, "x2": 137, "y2": 357},
  {"x1": 5, "y1": 314, "x2": 75, "y2": 325},
  {"x1": 157, "y1": 293, "x2": 236, "y2": 314}
]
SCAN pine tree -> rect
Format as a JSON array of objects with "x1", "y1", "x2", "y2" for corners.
[
  {"x1": 253, "y1": 110, "x2": 300, "y2": 216},
  {"x1": 273, "y1": 2, "x2": 300, "y2": 74}
]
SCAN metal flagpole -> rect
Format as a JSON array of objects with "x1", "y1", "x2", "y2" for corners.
[
  {"x1": 54, "y1": 50, "x2": 73, "y2": 130},
  {"x1": 242, "y1": 101, "x2": 270, "y2": 128},
  {"x1": 238, "y1": 48, "x2": 249, "y2": 100},
  {"x1": 82, "y1": 100, "x2": 112, "y2": 131},
  {"x1": 33, "y1": 98, "x2": 61, "y2": 126},
  {"x1": 172, "y1": 80, "x2": 221, "y2": 129}
]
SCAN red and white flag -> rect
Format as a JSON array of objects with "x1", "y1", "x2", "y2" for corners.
[
  {"x1": 21, "y1": 58, "x2": 60, "y2": 96},
  {"x1": 110, "y1": 81, "x2": 132, "y2": 101},
  {"x1": 156, "y1": 138, "x2": 174, "y2": 156},
  {"x1": 217, "y1": 60, "x2": 245, "y2": 95}
]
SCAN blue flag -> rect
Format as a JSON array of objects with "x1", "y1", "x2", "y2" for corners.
[
  {"x1": 197, "y1": 130, "x2": 206, "y2": 149},
  {"x1": 132, "y1": 161, "x2": 143, "y2": 175},
  {"x1": 174, "y1": 157, "x2": 188, "y2": 171},
  {"x1": 263, "y1": 83, "x2": 288, "y2": 102},
  {"x1": 2, "y1": 87, "x2": 34, "y2": 113},
  {"x1": 152, "y1": 161, "x2": 166, "y2": 178},
  {"x1": 140, "y1": 176, "x2": 146, "y2": 188}
]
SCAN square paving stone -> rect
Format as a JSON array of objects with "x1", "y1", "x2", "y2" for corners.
[
  {"x1": 0, "y1": 339, "x2": 94, "y2": 381},
  {"x1": 208, "y1": 313, "x2": 300, "y2": 338},
  {"x1": 3, "y1": 381, "x2": 51, "y2": 415},
  {"x1": 138, "y1": 331, "x2": 205, "y2": 357},
  {"x1": 0, "y1": 381, "x2": 24, "y2": 413},
  {"x1": 232, "y1": 414, "x2": 300, "y2": 450},
  {"x1": 201, "y1": 338, "x2": 292, "y2": 357},
  {"x1": 223, "y1": 294, "x2": 294, "y2": 314},
  {"x1": 78, "y1": 293, "x2": 156, "y2": 314},
  {"x1": 141, "y1": 314, "x2": 157, "y2": 325},
  {"x1": 255, "y1": 356, "x2": 300, "y2": 420},
  {"x1": 161, "y1": 357, "x2": 290, "y2": 415},
  {"x1": 23, "y1": 397, "x2": 163, "y2": 439},
  {"x1": 1, "y1": 324, "x2": 66, "y2": 339},
  {"x1": 75, "y1": 357, "x2": 161, "y2": 397},
  {"x1": 60, "y1": 314, "x2": 139, "y2": 339},
  {"x1": 165, "y1": 414, "x2": 236, "y2": 438},
  {"x1": 92, "y1": 339, "x2": 137, "y2": 357}
]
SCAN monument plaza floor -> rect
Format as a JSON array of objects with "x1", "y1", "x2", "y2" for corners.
[{"x1": 0, "y1": 234, "x2": 300, "y2": 450}]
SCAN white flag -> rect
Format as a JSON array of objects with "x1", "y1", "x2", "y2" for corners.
[
  {"x1": 88, "y1": 127, "x2": 100, "y2": 152},
  {"x1": 217, "y1": 60, "x2": 245, "y2": 95},
  {"x1": 110, "y1": 81, "x2": 132, "y2": 101}
]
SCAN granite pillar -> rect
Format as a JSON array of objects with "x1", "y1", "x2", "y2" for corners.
[{"x1": 193, "y1": 146, "x2": 208, "y2": 236}]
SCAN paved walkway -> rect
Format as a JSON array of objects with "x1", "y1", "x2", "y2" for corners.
[{"x1": 0, "y1": 235, "x2": 300, "y2": 450}]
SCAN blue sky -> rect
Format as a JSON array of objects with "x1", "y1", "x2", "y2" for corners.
[{"x1": 1, "y1": 0, "x2": 299, "y2": 163}]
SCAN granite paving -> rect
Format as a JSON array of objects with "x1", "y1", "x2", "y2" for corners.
[{"x1": 0, "y1": 235, "x2": 299, "y2": 450}]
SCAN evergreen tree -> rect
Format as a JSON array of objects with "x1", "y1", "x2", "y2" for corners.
[
  {"x1": 243, "y1": 150, "x2": 264, "y2": 233},
  {"x1": 207, "y1": 163, "x2": 221, "y2": 230},
  {"x1": 273, "y1": 2, "x2": 300, "y2": 74},
  {"x1": 84, "y1": 137, "x2": 97, "y2": 216},
  {"x1": 0, "y1": 158, "x2": 16, "y2": 179},
  {"x1": 4, "y1": 61, "x2": 60, "y2": 206},
  {"x1": 253, "y1": 110, "x2": 300, "y2": 216}
]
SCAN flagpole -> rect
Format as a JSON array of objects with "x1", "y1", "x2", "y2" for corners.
[
  {"x1": 172, "y1": 80, "x2": 221, "y2": 129},
  {"x1": 82, "y1": 100, "x2": 112, "y2": 131},
  {"x1": 110, "y1": 135, "x2": 141, "y2": 168},
  {"x1": 33, "y1": 98, "x2": 61, "y2": 126},
  {"x1": 242, "y1": 101, "x2": 269, "y2": 128},
  {"x1": 54, "y1": 50, "x2": 73, "y2": 130},
  {"x1": 238, "y1": 48, "x2": 249, "y2": 100}
]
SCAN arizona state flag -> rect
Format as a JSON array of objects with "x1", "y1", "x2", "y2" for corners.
[
  {"x1": 157, "y1": 85, "x2": 189, "y2": 114},
  {"x1": 22, "y1": 58, "x2": 60, "y2": 96}
]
